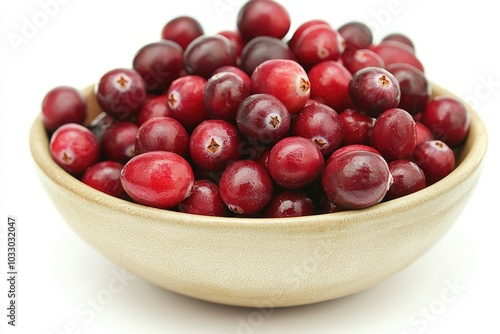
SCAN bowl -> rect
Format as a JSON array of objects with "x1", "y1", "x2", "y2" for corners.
[{"x1": 29, "y1": 83, "x2": 487, "y2": 308}]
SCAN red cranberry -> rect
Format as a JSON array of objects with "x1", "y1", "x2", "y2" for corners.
[
  {"x1": 343, "y1": 49, "x2": 385, "y2": 74},
  {"x1": 385, "y1": 160, "x2": 426, "y2": 201},
  {"x1": 237, "y1": 0, "x2": 290, "y2": 42},
  {"x1": 308, "y1": 61, "x2": 353, "y2": 112},
  {"x1": 250, "y1": 59, "x2": 311, "y2": 114},
  {"x1": 382, "y1": 33, "x2": 415, "y2": 52},
  {"x1": 264, "y1": 190, "x2": 314, "y2": 218},
  {"x1": 339, "y1": 109, "x2": 375, "y2": 146},
  {"x1": 255, "y1": 148, "x2": 271, "y2": 171},
  {"x1": 135, "y1": 116, "x2": 189, "y2": 157},
  {"x1": 204, "y1": 71, "x2": 250, "y2": 121},
  {"x1": 268, "y1": 136, "x2": 324, "y2": 189},
  {"x1": 338, "y1": 21, "x2": 373, "y2": 57},
  {"x1": 422, "y1": 96, "x2": 471, "y2": 148},
  {"x1": 217, "y1": 30, "x2": 245, "y2": 59},
  {"x1": 50, "y1": 123, "x2": 100, "y2": 175},
  {"x1": 121, "y1": 151, "x2": 194, "y2": 209},
  {"x1": 161, "y1": 16, "x2": 204, "y2": 50},
  {"x1": 386, "y1": 63, "x2": 430, "y2": 115},
  {"x1": 370, "y1": 108, "x2": 416, "y2": 161},
  {"x1": 291, "y1": 102, "x2": 344, "y2": 156},
  {"x1": 415, "y1": 121, "x2": 434, "y2": 145},
  {"x1": 81, "y1": 161, "x2": 126, "y2": 198},
  {"x1": 96, "y1": 68, "x2": 147, "y2": 120},
  {"x1": 369, "y1": 41, "x2": 424, "y2": 72},
  {"x1": 102, "y1": 121, "x2": 138, "y2": 163},
  {"x1": 42, "y1": 86, "x2": 87, "y2": 132},
  {"x1": 212, "y1": 65, "x2": 251, "y2": 87},
  {"x1": 219, "y1": 160, "x2": 274, "y2": 215},
  {"x1": 326, "y1": 144, "x2": 380, "y2": 165},
  {"x1": 189, "y1": 119, "x2": 242, "y2": 172},
  {"x1": 135, "y1": 94, "x2": 171, "y2": 127},
  {"x1": 348, "y1": 66, "x2": 401, "y2": 117},
  {"x1": 411, "y1": 140, "x2": 455, "y2": 185},
  {"x1": 322, "y1": 150, "x2": 392, "y2": 210},
  {"x1": 178, "y1": 179, "x2": 228, "y2": 217},
  {"x1": 239, "y1": 36, "x2": 295, "y2": 76},
  {"x1": 288, "y1": 20, "x2": 331, "y2": 51}
]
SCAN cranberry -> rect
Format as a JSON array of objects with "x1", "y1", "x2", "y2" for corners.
[
  {"x1": 237, "y1": 0, "x2": 290, "y2": 42},
  {"x1": 369, "y1": 41, "x2": 424, "y2": 72},
  {"x1": 212, "y1": 66, "x2": 251, "y2": 88},
  {"x1": 385, "y1": 160, "x2": 426, "y2": 201},
  {"x1": 239, "y1": 36, "x2": 295, "y2": 76},
  {"x1": 268, "y1": 136, "x2": 324, "y2": 189},
  {"x1": 338, "y1": 21, "x2": 373, "y2": 57},
  {"x1": 382, "y1": 33, "x2": 415, "y2": 52},
  {"x1": 255, "y1": 148, "x2": 271, "y2": 171},
  {"x1": 135, "y1": 94, "x2": 171, "y2": 127},
  {"x1": 121, "y1": 151, "x2": 194, "y2": 209},
  {"x1": 204, "y1": 71, "x2": 250, "y2": 121},
  {"x1": 217, "y1": 30, "x2": 245, "y2": 59},
  {"x1": 250, "y1": 59, "x2": 311, "y2": 114},
  {"x1": 339, "y1": 109, "x2": 375, "y2": 146},
  {"x1": 161, "y1": 16, "x2": 204, "y2": 50},
  {"x1": 178, "y1": 179, "x2": 228, "y2": 217},
  {"x1": 348, "y1": 66, "x2": 401, "y2": 117},
  {"x1": 386, "y1": 63, "x2": 430, "y2": 115},
  {"x1": 308, "y1": 61, "x2": 353, "y2": 112},
  {"x1": 236, "y1": 94, "x2": 291, "y2": 146},
  {"x1": 219, "y1": 160, "x2": 274, "y2": 215},
  {"x1": 50, "y1": 123, "x2": 100, "y2": 175},
  {"x1": 42, "y1": 86, "x2": 87, "y2": 132},
  {"x1": 96, "y1": 68, "x2": 147, "y2": 120},
  {"x1": 135, "y1": 116, "x2": 189, "y2": 157},
  {"x1": 415, "y1": 121, "x2": 434, "y2": 145},
  {"x1": 291, "y1": 102, "x2": 344, "y2": 156},
  {"x1": 288, "y1": 20, "x2": 331, "y2": 51},
  {"x1": 326, "y1": 144, "x2": 380, "y2": 165},
  {"x1": 343, "y1": 49, "x2": 385, "y2": 74},
  {"x1": 264, "y1": 190, "x2": 314, "y2": 218},
  {"x1": 81, "y1": 161, "x2": 126, "y2": 198},
  {"x1": 370, "y1": 108, "x2": 416, "y2": 161},
  {"x1": 102, "y1": 121, "x2": 138, "y2": 163},
  {"x1": 183, "y1": 35, "x2": 237, "y2": 79},
  {"x1": 421, "y1": 96, "x2": 471, "y2": 148},
  {"x1": 189, "y1": 119, "x2": 242, "y2": 172},
  {"x1": 411, "y1": 140, "x2": 455, "y2": 185},
  {"x1": 322, "y1": 150, "x2": 392, "y2": 210},
  {"x1": 132, "y1": 41, "x2": 184, "y2": 93}
]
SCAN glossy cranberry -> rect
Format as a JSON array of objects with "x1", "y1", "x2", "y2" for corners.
[
  {"x1": 183, "y1": 35, "x2": 237, "y2": 79},
  {"x1": 348, "y1": 66, "x2": 401, "y2": 117},
  {"x1": 161, "y1": 16, "x2": 204, "y2": 50},
  {"x1": 237, "y1": 0, "x2": 290, "y2": 41},
  {"x1": 370, "y1": 108, "x2": 416, "y2": 161},
  {"x1": 255, "y1": 148, "x2": 271, "y2": 171},
  {"x1": 42, "y1": 86, "x2": 87, "y2": 132},
  {"x1": 288, "y1": 20, "x2": 330, "y2": 51},
  {"x1": 219, "y1": 160, "x2": 274, "y2": 215},
  {"x1": 343, "y1": 49, "x2": 385, "y2": 74},
  {"x1": 212, "y1": 65, "x2": 251, "y2": 87},
  {"x1": 178, "y1": 179, "x2": 228, "y2": 217},
  {"x1": 264, "y1": 190, "x2": 314, "y2": 218},
  {"x1": 121, "y1": 151, "x2": 194, "y2": 208},
  {"x1": 326, "y1": 144, "x2": 380, "y2": 165},
  {"x1": 411, "y1": 140, "x2": 455, "y2": 185},
  {"x1": 291, "y1": 102, "x2": 344, "y2": 156},
  {"x1": 308, "y1": 61, "x2": 353, "y2": 112},
  {"x1": 415, "y1": 121, "x2": 434, "y2": 145},
  {"x1": 166, "y1": 75, "x2": 208, "y2": 131},
  {"x1": 204, "y1": 71, "x2": 250, "y2": 121},
  {"x1": 386, "y1": 63, "x2": 430, "y2": 115},
  {"x1": 385, "y1": 160, "x2": 426, "y2": 201},
  {"x1": 422, "y1": 96, "x2": 471, "y2": 148},
  {"x1": 268, "y1": 136, "x2": 324, "y2": 189},
  {"x1": 339, "y1": 109, "x2": 375, "y2": 146},
  {"x1": 370, "y1": 41, "x2": 424, "y2": 72},
  {"x1": 87, "y1": 112, "x2": 115, "y2": 143},
  {"x1": 133, "y1": 41, "x2": 184, "y2": 93},
  {"x1": 338, "y1": 21, "x2": 373, "y2": 57},
  {"x1": 217, "y1": 30, "x2": 245, "y2": 59},
  {"x1": 50, "y1": 123, "x2": 100, "y2": 175},
  {"x1": 251, "y1": 59, "x2": 311, "y2": 114},
  {"x1": 96, "y1": 68, "x2": 147, "y2": 120},
  {"x1": 239, "y1": 36, "x2": 295, "y2": 76},
  {"x1": 81, "y1": 161, "x2": 126, "y2": 198},
  {"x1": 135, "y1": 116, "x2": 189, "y2": 157},
  {"x1": 135, "y1": 94, "x2": 171, "y2": 127},
  {"x1": 189, "y1": 119, "x2": 242, "y2": 172},
  {"x1": 102, "y1": 121, "x2": 138, "y2": 163},
  {"x1": 322, "y1": 150, "x2": 392, "y2": 210},
  {"x1": 319, "y1": 196, "x2": 344, "y2": 214},
  {"x1": 236, "y1": 94, "x2": 291, "y2": 146},
  {"x1": 382, "y1": 33, "x2": 415, "y2": 52}
]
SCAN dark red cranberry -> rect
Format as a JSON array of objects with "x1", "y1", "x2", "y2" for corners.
[
  {"x1": 343, "y1": 49, "x2": 385, "y2": 74},
  {"x1": 50, "y1": 123, "x2": 100, "y2": 175},
  {"x1": 415, "y1": 121, "x2": 434, "y2": 145},
  {"x1": 250, "y1": 59, "x2": 311, "y2": 114},
  {"x1": 386, "y1": 63, "x2": 430, "y2": 115},
  {"x1": 422, "y1": 96, "x2": 471, "y2": 148},
  {"x1": 178, "y1": 179, "x2": 228, "y2": 217},
  {"x1": 161, "y1": 16, "x2": 204, "y2": 50},
  {"x1": 385, "y1": 160, "x2": 426, "y2": 200},
  {"x1": 81, "y1": 161, "x2": 126, "y2": 198},
  {"x1": 135, "y1": 116, "x2": 189, "y2": 157},
  {"x1": 348, "y1": 66, "x2": 401, "y2": 117},
  {"x1": 219, "y1": 160, "x2": 274, "y2": 215},
  {"x1": 339, "y1": 109, "x2": 375, "y2": 146},
  {"x1": 255, "y1": 148, "x2": 271, "y2": 171},
  {"x1": 319, "y1": 196, "x2": 344, "y2": 214},
  {"x1": 370, "y1": 41, "x2": 424, "y2": 72},
  {"x1": 121, "y1": 151, "x2": 194, "y2": 208},
  {"x1": 217, "y1": 30, "x2": 245, "y2": 59},
  {"x1": 326, "y1": 144, "x2": 380, "y2": 165},
  {"x1": 96, "y1": 68, "x2": 147, "y2": 120},
  {"x1": 411, "y1": 140, "x2": 455, "y2": 185},
  {"x1": 102, "y1": 121, "x2": 138, "y2": 163},
  {"x1": 370, "y1": 108, "x2": 416, "y2": 161},
  {"x1": 268, "y1": 136, "x2": 324, "y2": 189},
  {"x1": 42, "y1": 86, "x2": 87, "y2": 132},
  {"x1": 322, "y1": 150, "x2": 392, "y2": 210},
  {"x1": 288, "y1": 20, "x2": 331, "y2": 51},
  {"x1": 135, "y1": 94, "x2": 171, "y2": 127},
  {"x1": 189, "y1": 120, "x2": 242, "y2": 172},
  {"x1": 183, "y1": 35, "x2": 237, "y2": 79},
  {"x1": 308, "y1": 61, "x2": 353, "y2": 112},
  {"x1": 382, "y1": 33, "x2": 415, "y2": 52},
  {"x1": 204, "y1": 71, "x2": 250, "y2": 121},
  {"x1": 338, "y1": 21, "x2": 373, "y2": 57},
  {"x1": 237, "y1": 0, "x2": 290, "y2": 41},
  {"x1": 264, "y1": 190, "x2": 314, "y2": 218},
  {"x1": 212, "y1": 65, "x2": 251, "y2": 88},
  {"x1": 239, "y1": 36, "x2": 295, "y2": 76},
  {"x1": 132, "y1": 41, "x2": 184, "y2": 93},
  {"x1": 291, "y1": 102, "x2": 344, "y2": 156}
]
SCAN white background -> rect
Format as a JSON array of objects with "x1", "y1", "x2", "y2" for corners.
[{"x1": 1, "y1": 0, "x2": 499, "y2": 333}]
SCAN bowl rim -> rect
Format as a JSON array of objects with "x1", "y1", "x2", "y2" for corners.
[{"x1": 29, "y1": 83, "x2": 488, "y2": 231}]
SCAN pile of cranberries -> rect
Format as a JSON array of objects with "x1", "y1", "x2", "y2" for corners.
[{"x1": 42, "y1": 0, "x2": 471, "y2": 218}]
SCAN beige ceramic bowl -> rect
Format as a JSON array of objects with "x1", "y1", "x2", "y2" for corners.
[{"x1": 30, "y1": 84, "x2": 487, "y2": 308}]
